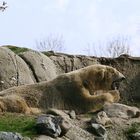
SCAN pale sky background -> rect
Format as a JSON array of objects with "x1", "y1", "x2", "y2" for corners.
[{"x1": 0, "y1": 0, "x2": 140, "y2": 56}]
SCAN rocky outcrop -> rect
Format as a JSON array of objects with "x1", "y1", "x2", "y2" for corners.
[{"x1": 0, "y1": 46, "x2": 140, "y2": 106}]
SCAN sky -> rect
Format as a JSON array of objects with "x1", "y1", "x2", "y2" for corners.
[{"x1": 0, "y1": 0, "x2": 140, "y2": 56}]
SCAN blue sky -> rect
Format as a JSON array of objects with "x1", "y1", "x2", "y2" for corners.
[{"x1": 0, "y1": 0, "x2": 140, "y2": 56}]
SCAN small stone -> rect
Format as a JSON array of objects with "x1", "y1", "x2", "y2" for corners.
[
  {"x1": 65, "y1": 126, "x2": 94, "y2": 140},
  {"x1": 131, "y1": 132, "x2": 140, "y2": 140},
  {"x1": 46, "y1": 109, "x2": 72, "y2": 135},
  {"x1": 23, "y1": 137, "x2": 31, "y2": 140},
  {"x1": 95, "y1": 136, "x2": 107, "y2": 140},
  {"x1": 91, "y1": 111, "x2": 112, "y2": 126},
  {"x1": 0, "y1": 132, "x2": 23, "y2": 140},
  {"x1": 36, "y1": 114, "x2": 62, "y2": 138},
  {"x1": 0, "y1": 81, "x2": 4, "y2": 84},
  {"x1": 91, "y1": 123, "x2": 107, "y2": 138},
  {"x1": 68, "y1": 110, "x2": 76, "y2": 119}
]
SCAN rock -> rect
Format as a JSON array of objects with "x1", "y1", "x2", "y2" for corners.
[
  {"x1": 34, "y1": 135, "x2": 69, "y2": 140},
  {"x1": 36, "y1": 114, "x2": 62, "y2": 138},
  {"x1": 91, "y1": 111, "x2": 112, "y2": 126},
  {"x1": 65, "y1": 126, "x2": 94, "y2": 140},
  {"x1": 20, "y1": 50, "x2": 58, "y2": 82},
  {"x1": 91, "y1": 123, "x2": 107, "y2": 140},
  {"x1": 34, "y1": 135, "x2": 55, "y2": 140},
  {"x1": 68, "y1": 110, "x2": 76, "y2": 119},
  {"x1": 131, "y1": 132, "x2": 140, "y2": 140},
  {"x1": 23, "y1": 137, "x2": 31, "y2": 140},
  {"x1": 60, "y1": 118, "x2": 72, "y2": 136},
  {"x1": 103, "y1": 103, "x2": 140, "y2": 119},
  {"x1": 94, "y1": 137, "x2": 106, "y2": 140},
  {"x1": 46, "y1": 109, "x2": 72, "y2": 135},
  {"x1": 0, "y1": 47, "x2": 35, "y2": 91},
  {"x1": 0, "y1": 132, "x2": 23, "y2": 140},
  {"x1": 46, "y1": 109, "x2": 70, "y2": 120}
]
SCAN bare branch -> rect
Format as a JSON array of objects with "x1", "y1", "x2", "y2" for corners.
[
  {"x1": 0, "y1": 1, "x2": 8, "y2": 12},
  {"x1": 84, "y1": 36, "x2": 131, "y2": 58},
  {"x1": 106, "y1": 36, "x2": 130, "y2": 57},
  {"x1": 36, "y1": 34, "x2": 65, "y2": 52}
]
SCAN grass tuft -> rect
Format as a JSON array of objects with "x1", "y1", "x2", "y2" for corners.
[
  {"x1": 125, "y1": 122, "x2": 140, "y2": 139},
  {"x1": 5, "y1": 45, "x2": 29, "y2": 54},
  {"x1": 0, "y1": 113, "x2": 37, "y2": 138}
]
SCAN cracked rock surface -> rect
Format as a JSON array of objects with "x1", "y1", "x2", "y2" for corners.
[{"x1": 0, "y1": 47, "x2": 34, "y2": 90}]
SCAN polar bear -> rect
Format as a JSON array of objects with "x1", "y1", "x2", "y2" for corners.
[{"x1": 0, "y1": 64, "x2": 125, "y2": 114}]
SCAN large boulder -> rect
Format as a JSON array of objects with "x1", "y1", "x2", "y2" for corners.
[
  {"x1": 0, "y1": 47, "x2": 35, "y2": 91},
  {"x1": 20, "y1": 51, "x2": 58, "y2": 82}
]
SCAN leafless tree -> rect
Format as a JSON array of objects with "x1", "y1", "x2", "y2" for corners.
[
  {"x1": 106, "y1": 36, "x2": 131, "y2": 57},
  {"x1": 0, "y1": 1, "x2": 7, "y2": 12},
  {"x1": 84, "y1": 36, "x2": 131, "y2": 58},
  {"x1": 84, "y1": 42, "x2": 107, "y2": 57},
  {"x1": 36, "y1": 34, "x2": 65, "y2": 52}
]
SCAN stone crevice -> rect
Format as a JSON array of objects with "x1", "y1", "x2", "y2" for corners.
[{"x1": 19, "y1": 55, "x2": 39, "y2": 83}]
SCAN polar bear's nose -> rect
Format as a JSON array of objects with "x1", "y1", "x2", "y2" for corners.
[
  {"x1": 121, "y1": 76, "x2": 126, "y2": 80},
  {"x1": 118, "y1": 73, "x2": 125, "y2": 81}
]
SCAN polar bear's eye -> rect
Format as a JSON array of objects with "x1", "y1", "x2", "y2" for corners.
[{"x1": 83, "y1": 80, "x2": 89, "y2": 88}]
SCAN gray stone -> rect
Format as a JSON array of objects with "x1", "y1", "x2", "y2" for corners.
[
  {"x1": 68, "y1": 110, "x2": 76, "y2": 119},
  {"x1": 91, "y1": 123, "x2": 107, "y2": 139},
  {"x1": 34, "y1": 135, "x2": 69, "y2": 140},
  {"x1": 65, "y1": 126, "x2": 94, "y2": 140},
  {"x1": 0, "y1": 132, "x2": 23, "y2": 140},
  {"x1": 46, "y1": 109, "x2": 72, "y2": 135},
  {"x1": 91, "y1": 111, "x2": 112, "y2": 126},
  {"x1": 131, "y1": 132, "x2": 140, "y2": 140},
  {"x1": 34, "y1": 135, "x2": 55, "y2": 140},
  {"x1": 94, "y1": 136, "x2": 106, "y2": 140},
  {"x1": 46, "y1": 109, "x2": 70, "y2": 120},
  {"x1": 36, "y1": 114, "x2": 62, "y2": 138}
]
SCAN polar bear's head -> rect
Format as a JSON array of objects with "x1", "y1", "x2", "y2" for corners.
[{"x1": 83, "y1": 64, "x2": 125, "y2": 92}]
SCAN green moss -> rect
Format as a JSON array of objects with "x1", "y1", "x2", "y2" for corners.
[
  {"x1": 125, "y1": 122, "x2": 140, "y2": 139},
  {"x1": 0, "y1": 113, "x2": 37, "y2": 138},
  {"x1": 5, "y1": 45, "x2": 29, "y2": 54},
  {"x1": 42, "y1": 51, "x2": 55, "y2": 56}
]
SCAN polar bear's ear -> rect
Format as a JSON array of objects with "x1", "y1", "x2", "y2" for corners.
[{"x1": 97, "y1": 69, "x2": 105, "y2": 80}]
